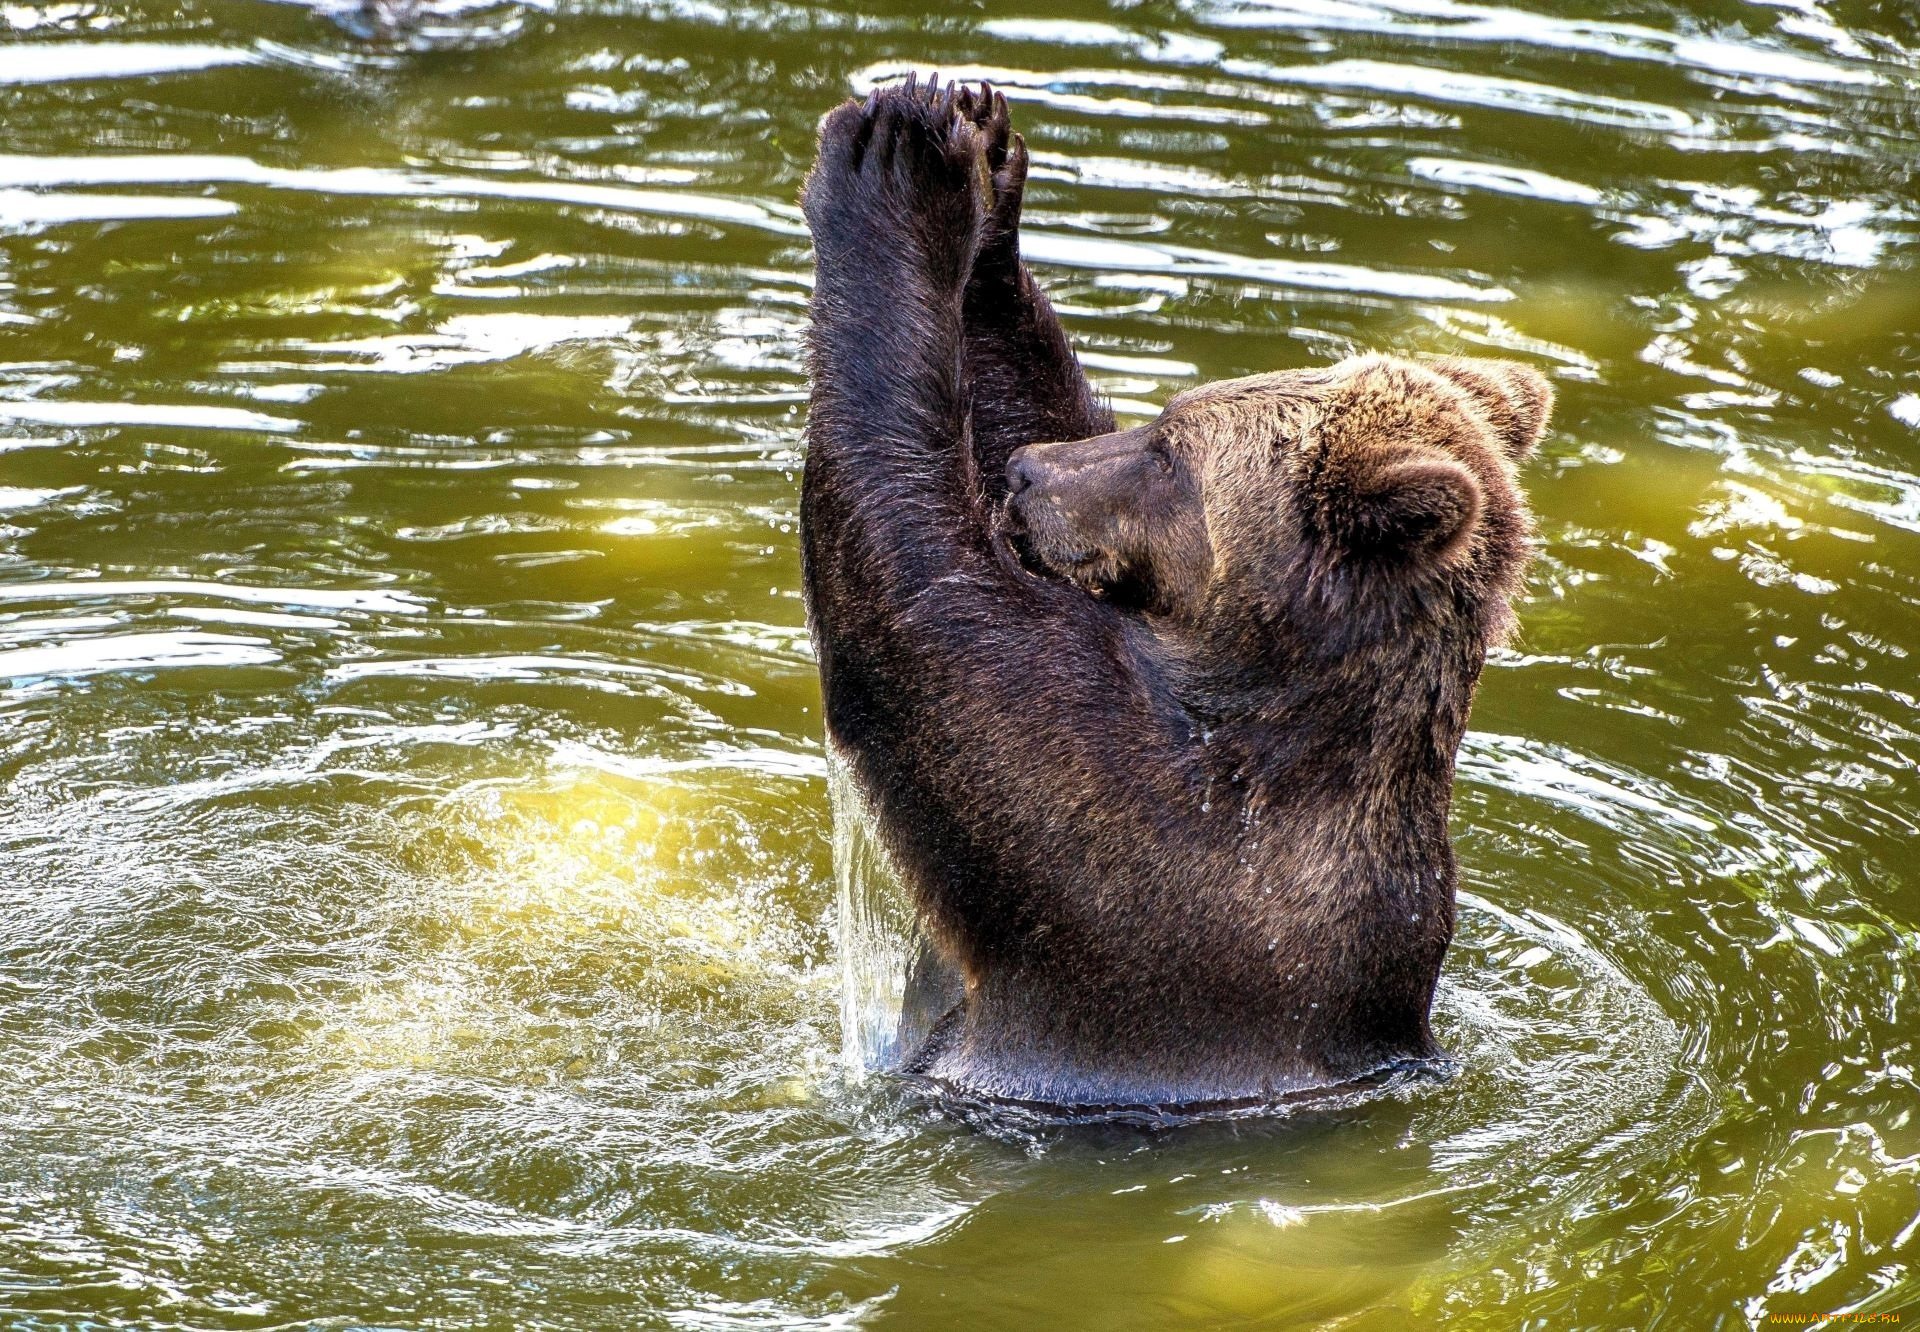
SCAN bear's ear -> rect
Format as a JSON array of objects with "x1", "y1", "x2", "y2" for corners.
[
  {"x1": 1426, "y1": 357, "x2": 1553, "y2": 462},
  {"x1": 1327, "y1": 453, "x2": 1484, "y2": 565}
]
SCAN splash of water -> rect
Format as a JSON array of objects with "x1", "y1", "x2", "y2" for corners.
[{"x1": 827, "y1": 743, "x2": 920, "y2": 1076}]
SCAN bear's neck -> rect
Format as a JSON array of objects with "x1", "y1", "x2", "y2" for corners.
[{"x1": 1161, "y1": 614, "x2": 1484, "y2": 828}]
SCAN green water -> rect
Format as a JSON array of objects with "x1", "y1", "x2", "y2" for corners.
[{"x1": 1, "y1": 1, "x2": 1916, "y2": 1327}]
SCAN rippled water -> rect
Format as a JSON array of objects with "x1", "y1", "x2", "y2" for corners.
[{"x1": 1, "y1": 1, "x2": 1916, "y2": 1326}]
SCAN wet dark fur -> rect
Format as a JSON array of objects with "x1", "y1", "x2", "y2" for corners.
[{"x1": 800, "y1": 78, "x2": 1550, "y2": 1109}]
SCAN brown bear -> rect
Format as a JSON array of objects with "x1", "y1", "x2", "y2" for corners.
[{"x1": 801, "y1": 77, "x2": 1549, "y2": 1112}]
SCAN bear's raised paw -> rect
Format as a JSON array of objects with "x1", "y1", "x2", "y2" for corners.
[
  {"x1": 953, "y1": 82, "x2": 1030, "y2": 292},
  {"x1": 803, "y1": 76, "x2": 999, "y2": 296}
]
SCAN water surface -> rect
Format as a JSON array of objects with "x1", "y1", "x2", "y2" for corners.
[{"x1": 1, "y1": 1, "x2": 1917, "y2": 1327}]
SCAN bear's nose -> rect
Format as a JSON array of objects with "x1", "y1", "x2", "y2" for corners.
[{"x1": 1005, "y1": 453, "x2": 1035, "y2": 496}]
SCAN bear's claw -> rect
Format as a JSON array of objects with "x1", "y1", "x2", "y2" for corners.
[{"x1": 955, "y1": 82, "x2": 1014, "y2": 175}]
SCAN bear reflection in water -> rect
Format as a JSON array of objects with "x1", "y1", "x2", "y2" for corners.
[{"x1": 800, "y1": 77, "x2": 1550, "y2": 1114}]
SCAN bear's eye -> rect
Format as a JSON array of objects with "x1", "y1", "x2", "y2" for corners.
[{"x1": 1148, "y1": 442, "x2": 1175, "y2": 476}]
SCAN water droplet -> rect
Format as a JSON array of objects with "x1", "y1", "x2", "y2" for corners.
[{"x1": 1266, "y1": 938, "x2": 1277, "y2": 952}]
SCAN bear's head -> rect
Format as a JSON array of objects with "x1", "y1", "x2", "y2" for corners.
[{"x1": 1003, "y1": 354, "x2": 1549, "y2": 658}]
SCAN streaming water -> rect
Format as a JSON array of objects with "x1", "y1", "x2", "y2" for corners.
[
  {"x1": 829, "y1": 744, "x2": 918, "y2": 1075},
  {"x1": 1, "y1": 1, "x2": 1916, "y2": 1327}
]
